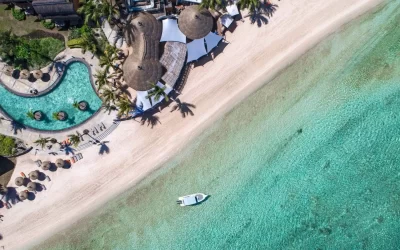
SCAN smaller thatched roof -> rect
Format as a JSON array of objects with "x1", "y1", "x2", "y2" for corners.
[
  {"x1": 123, "y1": 57, "x2": 162, "y2": 91},
  {"x1": 55, "y1": 159, "x2": 64, "y2": 168},
  {"x1": 41, "y1": 161, "x2": 51, "y2": 171},
  {"x1": 32, "y1": 69, "x2": 43, "y2": 79},
  {"x1": 19, "y1": 191, "x2": 28, "y2": 200},
  {"x1": 27, "y1": 182, "x2": 36, "y2": 192},
  {"x1": 130, "y1": 12, "x2": 162, "y2": 40},
  {"x1": 29, "y1": 170, "x2": 39, "y2": 180},
  {"x1": 3, "y1": 65, "x2": 13, "y2": 76},
  {"x1": 20, "y1": 69, "x2": 30, "y2": 79},
  {"x1": 178, "y1": 6, "x2": 214, "y2": 40},
  {"x1": 15, "y1": 177, "x2": 24, "y2": 186},
  {"x1": 34, "y1": 111, "x2": 42, "y2": 121}
]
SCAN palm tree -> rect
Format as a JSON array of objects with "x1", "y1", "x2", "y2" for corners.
[
  {"x1": 26, "y1": 110, "x2": 35, "y2": 120},
  {"x1": 94, "y1": 69, "x2": 110, "y2": 90},
  {"x1": 80, "y1": 33, "x2": 98, "y2": 54},
  {"x1": 100, "y1": 0, "x2": 120, "y2": 25},
  {"x1": 200, "y1": 0, "x2": 225, "y2": 11},
  {"x1": 116, "y1": 96, "x2": 132, "y2": 116},
  {"x1": 34, "y1": 135, "x2": 50, "y2": 149},
  {"x1": 100, "y1": 86, "x2": 117, "y2": 104},
  {"x1": 52, "y1": 112, "x2": 59, "y2": 120},
  {"x1": 72, "y1": 101, "x2": 80, "y2": 109},
  {"x1": 146, "y1": 83, "x2": 169, "y2": 106},
  {"x1": 99, "y1": 45, "x2": 118, "y2": 71},
  {"x1": 238, "y1": 0, "x2": 260, "y2": 12},
  {"x1": 68, "y1": 131, "x2": 81, "y2": 147},
  {"x1": 102, "y1": 102, "x2": 117, "y2": 114},
  {"x1": 78, "y1": 0, "x2": 103, "y2": 26}
]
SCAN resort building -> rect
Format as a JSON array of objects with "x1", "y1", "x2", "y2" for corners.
[{"x1": 32, "y1": 0, "x2": 80, "y2": 25}]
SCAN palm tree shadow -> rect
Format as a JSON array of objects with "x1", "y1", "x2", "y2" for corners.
[
  {"x1": 249, "y1": 11, "x2": 269, "y2": 27},
  {"x1": 67, "y1": 116, "x2": 76, "y2": 125},
  {"x1": 261, "y1": 2, "x2": 278, "y2": 18},
  {"x1": 138, "y1": 112, "x2": 161, "y2": 128},
  {"x1": 170, "y1": 99, "x2": 196, "y2": 118},
  {"x1": 11, "y1": 119, "x2": 26, "y2": 135},
  {"x1": 98, "y1": 141, "x2": 110, "y2": 155}
]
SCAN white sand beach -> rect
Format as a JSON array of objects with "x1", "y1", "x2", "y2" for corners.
[{"x1": 0, "y1": 0, "x2": 385, "y2": 248}]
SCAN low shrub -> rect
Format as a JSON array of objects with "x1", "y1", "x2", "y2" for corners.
[
  {"x1": 41, "y1": 20, "x2": 55, "y2": 29},
  {"x1": 67, "y1": 38, "x2": 85, "y2": 48},
  {"x1": 12, "y1": 8, "x2": 25, "y2": 21},
  {"x1": 0, "y1": 135, "x2": 16, "y2": 156}
]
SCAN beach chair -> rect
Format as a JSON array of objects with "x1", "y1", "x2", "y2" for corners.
[
  {"x1": 35, "y1": 160, "x2": 42, "y2": 167},
  {"x1": 77, "y1": 153, "x2": 83, "y2": 160}
]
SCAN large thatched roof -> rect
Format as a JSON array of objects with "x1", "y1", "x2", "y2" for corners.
[
  {"x1": 123, "y1": 12, "x2": 163, "y2": 91},
  {"x1": 123, "y1": 57, "x2": 162, "y2": 91},
  {"x1": 178, "y1": 6, "x2": 213, "y2": 40}
]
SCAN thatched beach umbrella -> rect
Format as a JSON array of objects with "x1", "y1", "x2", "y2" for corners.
[
  {"x1": 123, "y1": 57, "x2": 162, "y2": 91},
  {"x1": 20, "y1": 69, "x2": 30, "y2": 79},
  {"x1": 41, "y1": 161, "x2": 51, "y2": 171},
  {"x1": 55, "y1": 158, "x2": 64, "y2": 168},
  {"x1": 19, "y1": 191, "x2": 28, "y2": 201},
  {"x1": 178, "y1": 6, "x2": 214, "y2": 40},
  {"x1": 32, "y1": 69, "x2": 43, "y2": 79},
  {"x1": 29, "y1": 170, "x2": 39, "y2": 180},
  {"x1": 15, "y1": 176, "x2": 24, "y2": 186},
  {"x1": 27, "y1": 182, "x2": 36, "y2": 192},
  {"x1": 3, "y1": 65, "x2": 13, "y2": 76}
]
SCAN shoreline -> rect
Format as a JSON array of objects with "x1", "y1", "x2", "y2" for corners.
[{"x1": 0, "y1": 0, "x2": 385, "y2": 249}]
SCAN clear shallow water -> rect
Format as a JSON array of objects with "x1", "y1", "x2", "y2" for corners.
[
  {"x1": 0, "y1": 62, "x2": 102, "y2": 130},
  {"x1": 37, "y1": 1, "x2": 400, "y2": 249}
]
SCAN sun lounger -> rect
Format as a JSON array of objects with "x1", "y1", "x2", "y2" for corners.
[
  {"x1": 35, "y1": 160, "x2": 42, "y2": 167},
  {"x1": 77, "y1": 153, "x2": 83, "y2": 160}
]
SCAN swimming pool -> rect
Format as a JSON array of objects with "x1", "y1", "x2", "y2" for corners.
[{"x1": 0, "y1": 61, "x2": 103, "y2": 131}]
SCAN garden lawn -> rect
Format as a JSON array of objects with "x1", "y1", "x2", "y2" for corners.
[{"x1": 0, "y1": 5, "x2": 68, "y2": 37}]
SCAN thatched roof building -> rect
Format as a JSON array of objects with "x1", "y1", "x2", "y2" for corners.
[
  {"x1": 123, "y1": 12, "x2": 164, "y2": 91},
  {"x1": 32, "y1": 0, "x2": 80, "y2": 24}
]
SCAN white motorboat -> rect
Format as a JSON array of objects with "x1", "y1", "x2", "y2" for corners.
[{"x1": 177, "y1": 193, "x2": 208, "y2": 206}]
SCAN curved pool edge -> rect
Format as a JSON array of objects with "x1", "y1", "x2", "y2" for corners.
[{"x1": 0, "y1": 59, "x2": 105, "y2": 133}]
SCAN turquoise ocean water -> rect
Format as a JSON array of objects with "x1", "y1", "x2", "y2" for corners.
[
  {"x1": 37, "y1": 1, "x2": 400, "y2": 249},
  {"x1": 0, "y1": 62, "x2": 102, "y2": 130}
]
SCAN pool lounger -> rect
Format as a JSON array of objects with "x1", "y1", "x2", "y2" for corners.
[
  {"x1": 35, "y1": 160, "x2": 42, "y2": 167},
  {"x1": 77, "y1": 153, "x2": 83, "y2": 160}
]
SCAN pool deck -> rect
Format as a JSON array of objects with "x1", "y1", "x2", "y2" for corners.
[{"x1": 0, "y1": 48, "x2": 120, "y2": 155}]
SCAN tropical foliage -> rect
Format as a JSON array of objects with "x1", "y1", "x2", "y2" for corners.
[
  {"x1": 67, "y1": 32, "x2": 98, "y2": 54},
  {"x1": 52, "y1": 112, "x2": 59, "y2": 121},
  {"x1": 200, "y1": 0, "x2": 225, "y2": 11},
  {"x1": 78, "y1": 0, "x2": 119, "y2": 26},
  {"x1": 41, "y1": 20, "x2": 55, "y2": 29},
  {"x1": 100, "y1": 86, "x2": 118, "y2": 104},
  {"x1": 94, "y1": 69, "x2": 110, "y2": 90},
  {"x1": 34, "y1": 135, "x2": 50, "y2": 149},
  {"x1": 68, "y1": 132, "x2": 81, "y2": 147},
  {"x1": 116, "y1": 96, "x2": 132, "y2": 116},
  {"x1": 99, "y1": 45, "x2": 119, "y2": 71},
  {"x1": 11, "y1": 8, "x2": 25, "y2": 21},
  {"x1": 146, "y1": 83, "x2": 169, "y2": 105},
  {"x1": 26, "y1": 110, "x2": 35, "y2": 120},
  {"x1": 0, "y1": 134, "x2": 16, "y2": 156},
  {"x1": 72, "y1": 101, "x2": 80, "y2": 109},
  {"x1": 238, "y1": 0, "x2": 260, "y2": 12},
  {"x1": 0, "y1": 30, "x2": 65, "y2": 69}
]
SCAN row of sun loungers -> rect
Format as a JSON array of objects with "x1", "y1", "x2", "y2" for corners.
[{"x1": 71, "y1": 153, "x2": 83, "y2": 163}]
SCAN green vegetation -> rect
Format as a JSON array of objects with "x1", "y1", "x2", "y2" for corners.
[
  {"x1": 0, "y1": 134, "x2": 16, "y2": 156},
  {"x1": 146, "y1": 83, "x2": 169, "y2": 105},
  {"x1": 34, "y1": 135, "x2": 50, "y2": 149},
  {"x1": 26, "y1": 110, "x2": 35, "y2": 120},
  {"x1": 200, "y1": 0, "x2": 225, "y2": 10},
  {"x1": 78, "y1": 0, "x2": 119, "y2": 26},
  {"x1": 0, "y1": 30, "x2": 65, "y2": 69},
  {"x1": 52, "y1": 112, "x2": 59, "y2": 120},
  {"x1": 41, "y1": 20, "x2": 55, "y2": 29},
  {"x1": 11, "y1": 8, "x2": 25, "y2": 21},
  {"x1": 73, "y1": 101, "x2": 80, "y2": 109},
  {"x1": 68, "y1": 132, "x2": 81, "y2": 147}
]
